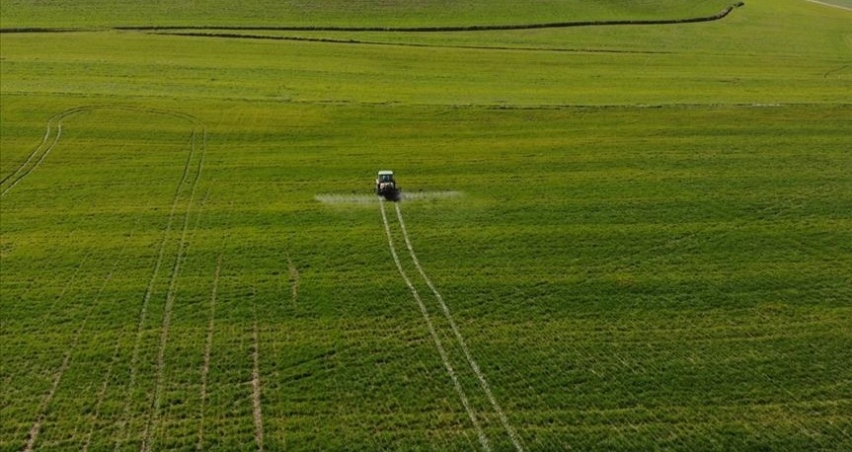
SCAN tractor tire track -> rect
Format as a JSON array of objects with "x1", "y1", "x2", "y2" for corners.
[
  {"x1": 25, "y1": 225, "x2": 136, "y2": 452},
  {"x1": 197, "y1": 252, "x2": 223, "y2": 451},
  {"x1": 393, "y1": 202, "x2": 525, "y2": 452},
  {"x1": 81, "y1": 326, "x2": 126, "y2": 452},
  {"x1": 141, "y1": 126, "x2": 207, "y2": 452},
  {"x1": 22, "y1": 326, "x2": 78, "y2": 452},
  {"x1": 78, "y1": 226, "x2": 141, "y2": 452},
  {"x1": 2, "y1": 106, "x2": 205, "y2": 198},
  {"x1": 104, "y1": 108, "x2": 206, "y2": 452},
  {"x1": 379, "y1": 200, "x2": 491, "y2": 451},
  {"x1": 287, "y1": 254, "x2": 300, "y2": 306},
  {"x1": 1, "y1": 106, "x2": 90, "y2": 196},
  {"x1": 15, "y1": 106, "x2": 180, "y2": 450},
  {"x1": 21, "y1": 252, "x2": 93, "y2": 452},
  {"x1": 0, "y1": 118, "x2": 51, "y2": 186},
  {"x1": 252, "y1": 311, "x2": 265, "y2": 452},
  {"x1": 198, "y1": 200, "x2": 231, "y2": 452}
]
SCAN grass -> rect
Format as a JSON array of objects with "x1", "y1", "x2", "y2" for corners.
[
  {"x1": 1, "y1": 0, "x2": 735, "y2": 28},
  {"x1": 1, "y1": 0, "x2": 851, "y2": 450}
]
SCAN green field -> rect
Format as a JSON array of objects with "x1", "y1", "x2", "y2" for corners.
[{"x1": 1, "y1": 1, "x2": 851, "y2": 451}]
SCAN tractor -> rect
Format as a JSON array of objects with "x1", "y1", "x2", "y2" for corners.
[{"x1": 375, "y1": 170, "x2": 400, "y2": 201}]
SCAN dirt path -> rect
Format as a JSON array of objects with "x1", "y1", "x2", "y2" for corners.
[{"x1": 379, "y1": 200, "x2": 491, "y2": 451}]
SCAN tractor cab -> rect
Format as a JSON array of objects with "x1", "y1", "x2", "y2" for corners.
[{"x1": 377, "y1": 171, "x2": 395, "y2": 184}]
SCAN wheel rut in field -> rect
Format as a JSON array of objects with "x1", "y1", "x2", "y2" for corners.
[
  {"x1": 198, "y1": 242, "x2": 225, "y2": 450},
  {"x1": 1, "y1": 107, "x2": 89, "y2": 197},
  {"x1": 2, "y1": 106, "x2": 209, "y2": 451},
  {"x1": 251, "y1": 313, "x2": 265, "y2": 452},
  {"x1": 141, "y1": 126, "x2": 207, "y2": 452},
  {"x1": 25, "y1": 227, "x2": 139, "y2": 452},
  {"x1": 379, "y1": 199, "x2": 525, "y2": 451},
  {"x1": 22, "y1": 252, "x2": 93, "y2": 452}
]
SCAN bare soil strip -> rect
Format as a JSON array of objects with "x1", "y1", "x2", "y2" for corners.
[
  {"x1": 393, "y1": 203, "x2": 526, "y2": 452},
  {"x1": 252, "y1": 318, "x2": 265, "y2": 452},
  {"x1": 380, "y1": 200, "x2": 491, "y2": 451}
]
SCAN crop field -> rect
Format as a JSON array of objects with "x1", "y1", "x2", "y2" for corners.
[{"x1": 1, "y1": 0, "x2": 851, "y2": 451}]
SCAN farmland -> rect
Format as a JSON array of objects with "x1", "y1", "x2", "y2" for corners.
[{"x1": 1, "y1": 0, "x2": 851, "y2": 451}]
